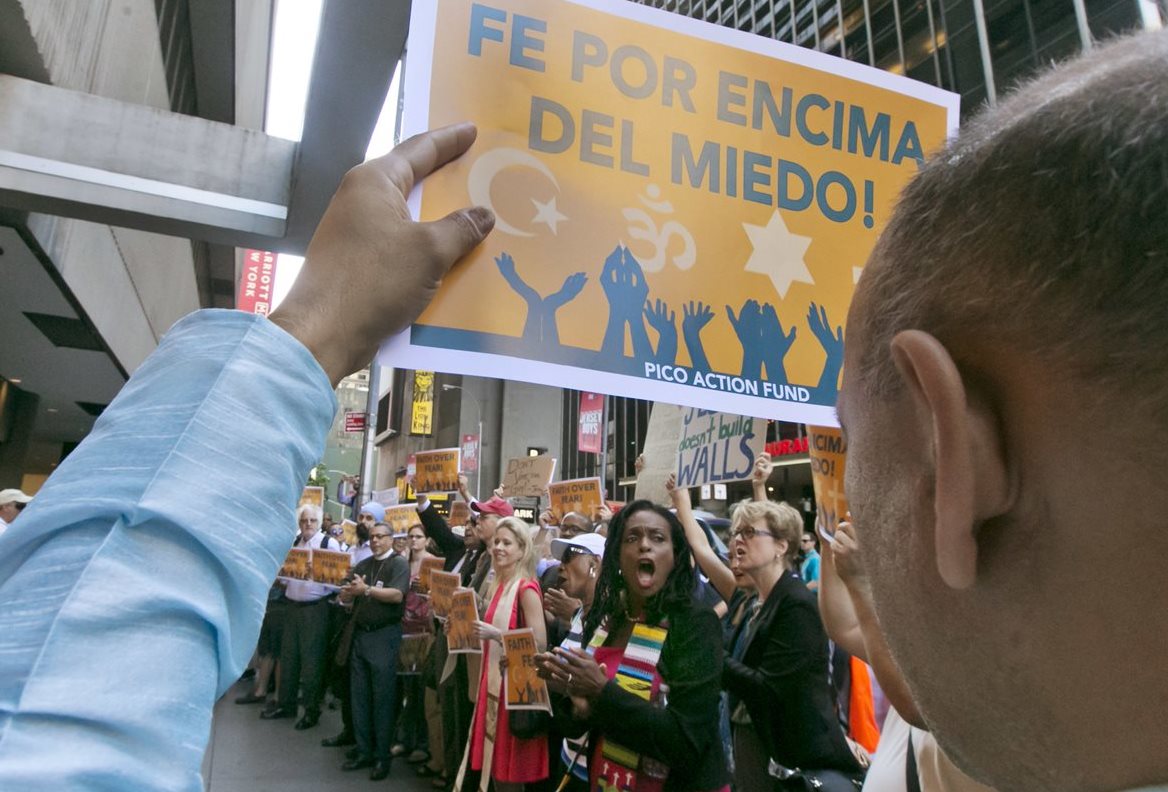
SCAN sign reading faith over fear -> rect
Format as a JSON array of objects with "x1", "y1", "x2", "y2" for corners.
[
  {"x1": 386, "y1": 504, "x2": 423, "y2": 535},
  {"x1": 504, "y1": 628, "x2": 552, "y2": 711},
  {"x1": 384, "y1": 0, "x2": 958, "y2": 425},
  {"x1": 414, "y1": 448, "x2": 462, "y2": 495},
  {"x1": 675, "y1": 408, "x2": 766, "y2": 489},
  {"x1": 548, "y1": 477, "x2": 603, "y2": 522}
]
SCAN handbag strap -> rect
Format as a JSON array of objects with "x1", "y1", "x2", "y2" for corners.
[{"x1": 906, "y1": 731, "x2": 922, "y2": 792}]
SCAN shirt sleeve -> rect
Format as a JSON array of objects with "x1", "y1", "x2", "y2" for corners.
[{"x1": 0, "y1": 310, "x2": 337, "y2": 791}]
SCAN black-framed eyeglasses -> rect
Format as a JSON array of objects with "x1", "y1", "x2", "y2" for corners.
[
  {"x1": 730, "y1": 526, "x2": 776, "y2": 541},
  {"x1": 369, "y1": 533, "x2": 392, "y2": 540}
]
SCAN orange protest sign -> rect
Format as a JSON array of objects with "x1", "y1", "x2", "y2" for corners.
[
  {"x1": 430, "y1": 570, "x2": 460, "y2": 619},
  {"x1": 278, "y1": 547, "x2": 311, "y2": 580},
  {"x1": 449, "y1": 500, "x2": 471, "y2": 527},
  {"x1": 806, "y1": 425, "x2": 847, "y2": 539},
  {"x1": 415, "y1": 448, "x2": 462, "y2": 495},
  {"x1": 418, "y1": 556, "x2": 446, "y2": 595},
  {"x1": 311, "y1": 549, "x2": 352, "y2": 588},
  {"x1": 503, "y1": 628, "x2": 551, "y2": 711},
  {"x1": 548, "y1": 477, "x2": 603, "y2": 523},
  {"x1": 299, "y1": 486, "x2": 324, "y2": 510},
  {"x1": 447, "y1": 589, "x2": 481, "y2": 654},
  {"x1": 340, "y1": 519, "x2": 359, "y2": 548},
  {"x1": 385, "y1": 504, "x2": 422, "y2": 536}
]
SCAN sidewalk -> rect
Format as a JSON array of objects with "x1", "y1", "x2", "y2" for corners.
[{"x1": 203, "y1": 679, "x2": 439, "y2": 791}]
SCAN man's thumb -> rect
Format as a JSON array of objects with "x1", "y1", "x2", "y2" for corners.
[{"x1": 426, "y1": 206, "x2": 495, "y2": 268}]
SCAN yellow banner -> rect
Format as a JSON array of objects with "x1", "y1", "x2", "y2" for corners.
[
  {"x1": 806, "y1": 425, "x2": 847, "y2": 538},
  {"x1": 383, "y1": 0, "x2": 958, "y2": 426},
  {"x1": 411, "y1": 370, "x2": 435, "y2": 435}
]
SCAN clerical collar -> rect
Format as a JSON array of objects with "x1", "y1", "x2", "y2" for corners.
[{"x1": 374, "y1": 549, "x2": 394, "y2": 561}]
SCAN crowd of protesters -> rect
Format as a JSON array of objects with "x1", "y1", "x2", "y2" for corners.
[
  {"x1": 2, "y1": 29, "x2": 1165, "y2": 792},
  {"x1": 241, "y1": 455, "x2": 938, "y2": 791}
]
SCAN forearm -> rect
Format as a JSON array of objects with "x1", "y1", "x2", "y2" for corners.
[
  {"x1": 0, "y1": 311, "x2": 336, "y2": 789},
  {"x1": 848, "y1": 583, "x2": 924, "y2": 727},
  {"x1": 818, "y1": 545, "x2": 867, "y2": 659},
  {"x1": 367, "y1": 587, "x2": 404, "y2": 604},
  {"x1": 752, "y1": 479, "x2": 768, "y2": 502},
  {"x1": 677, "y1": 502, "x2": 736, "y2": 601}
]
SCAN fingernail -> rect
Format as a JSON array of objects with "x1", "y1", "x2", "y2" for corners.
[{"x1": 466, "y1": 206, "x2": 495, "y2": 236}]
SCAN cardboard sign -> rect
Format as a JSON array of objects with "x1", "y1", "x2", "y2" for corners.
[
  {"x1": 299, "y1": 486, "x2": 324, "y2": 510},
  {"x1": 449, "y1": 500, "x2": 471, "y2": 527},
  {"x1": 675, "y1": 408, "x2": 767, "y2": 489},
  {"x1": 382, "y1": 0, "x2": 959, "y2": 427},
  {"x1": 385, "y1": 504, "x2": 422, "y2": 536},
  {"x1": 399, "y1": 633, "x2": 435, "y2": 675},
  {"x1": 414, "y1": 448, "x2": 462, "y2": 495},
  {"x1": 411, "y1": 370, "x2": 435, "y2": 435},
  {"x1": 311, "y1": 549, "x2": 352, "y2": 587},
  {"x1": 635, "y1": 403, "x2": 684, "y2": 506},
  {"x1": 447, "y1": 588, "x2": 481, "y2": 654},
  {"x1": 278, "y1": 547, "x2": 311, "y2": 580},
  {"x1": 418, "y1": 556, "x2": 446, "y2": 595},
  {"x1": 548, "y1": 477, "x2": 603, "y2": 523},
  {"x1": 430, "y1": 570, "x2": 460, "y2": 619},
  {"x1": 340, "y1": 519, "x2": 359, "y2": 548},
  {"x1": 501, "y1": 455, "x2": 558, "y2": 498},
  {"x1": 806, "y1": 425, "x2": 848, "y2": 540},
  {"x1": 503, "y1": 628, "x2": 551, "y2": 711}
]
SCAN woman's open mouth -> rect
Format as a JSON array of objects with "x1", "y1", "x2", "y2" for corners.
[{"x1": 635, "y1": 558, "x2": 656, "y2": 589}]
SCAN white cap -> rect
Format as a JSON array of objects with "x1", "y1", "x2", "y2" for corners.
[
  {"x1": 550, "y1": 533, "x2": 606, "y2": 562},
  {"x1": 0, "y1": 489, "x2": 32, "y2": 507}
]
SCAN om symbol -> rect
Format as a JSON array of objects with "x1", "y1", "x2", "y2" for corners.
[{"x1": 622, "y1": 184, "x2": 697, "y2": 273}]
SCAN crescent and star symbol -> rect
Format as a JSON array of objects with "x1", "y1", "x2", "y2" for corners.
[{"x1": 466, "y1": 147, "x2": 568, "y2": 236}]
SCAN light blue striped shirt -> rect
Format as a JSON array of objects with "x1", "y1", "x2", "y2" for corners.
[{"x1": 0, "y1": 310, "x2": 336, "y2": 790}]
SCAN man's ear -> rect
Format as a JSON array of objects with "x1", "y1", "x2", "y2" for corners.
[{"x1": 889, "y1": 331, "x2": 1011, "y2": 589}]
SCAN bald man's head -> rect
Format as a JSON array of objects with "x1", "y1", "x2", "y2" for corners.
[{"x1": 840, "y1": 30, "x2": 1168, "y2": 792}]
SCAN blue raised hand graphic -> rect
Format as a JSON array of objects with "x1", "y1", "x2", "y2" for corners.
[
  {"x1": 726, "y1": 299, "x2": 765, "y2": 380},
  {"x1": 643, "y1": 299, "x2": 678, "y2": 364},
  {"x1": 681, "y1": 300, "x2": 714, "y2": 372},
  {"x1": 759, "y1": 303, "x2": 797, "y2": 384},
  {"x1": 599, "y1": 245, "x2": 653, "y2": 361},
  {"x1": 807, "y1": 301, "x2": 844, "y2": 399},
  {"x1": 496, "y1": 252, "x2": 587, "y2": 346}
]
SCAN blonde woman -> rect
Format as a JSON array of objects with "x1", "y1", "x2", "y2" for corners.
[{"x1": 456, "y1": 517, "x2": 548, "y2": 791}]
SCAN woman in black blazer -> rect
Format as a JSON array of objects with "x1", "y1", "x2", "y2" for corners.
[
  {"x1": 537, "y1": 500, "x2": 730, "y2": 792},
  {"x1": 721, "y1": 499, "x2": 863, "y2": 789}
]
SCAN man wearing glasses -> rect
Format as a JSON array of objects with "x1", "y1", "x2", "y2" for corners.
[{"x1": 338, "y1": 522, "x2": 409, "y2": 780}]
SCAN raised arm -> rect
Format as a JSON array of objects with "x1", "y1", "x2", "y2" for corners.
[
  {"x1": 667, "y1": 473, "x2": 736, "y2": 602},
  {"x1": 751, "y1": 452, "x2": 773, "y2": 502},
  {"x1": 829, "y1": 519, "x2": 924, "y2": 728}
]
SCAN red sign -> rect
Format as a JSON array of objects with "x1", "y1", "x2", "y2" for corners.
[
  {"x1": 765, "y1": 436, "x2": 810, "y2": 457},
  {"x1": 237, "y1": 249, "x2": 278, "y2": 316},
  {"x1": 578, "y1": 392, "x2": 604, "y2": 455},
  {"x1": 344, "y1": 411, "x2": 367, "y2": 433},
  {"x1": 461, "y1": 433, "x2": 479, "y2": 472}
]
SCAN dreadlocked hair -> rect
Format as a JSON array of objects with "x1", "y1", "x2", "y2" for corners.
[{"x1": 582, "y1": 500, "x2": 696, "y2": 646}]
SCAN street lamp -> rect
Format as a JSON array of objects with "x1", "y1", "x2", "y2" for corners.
[{"x1": 442, "y1": 383, "x2": 482, "y2": 497}]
